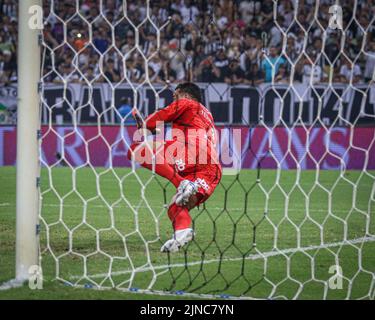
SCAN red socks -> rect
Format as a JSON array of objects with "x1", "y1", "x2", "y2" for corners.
[
  {"x1": 127, "y1": 142, "x2": 183, "y2": 188},
  {"x1": 167, "y1": 203, "x2": 192, "y2": 231}
]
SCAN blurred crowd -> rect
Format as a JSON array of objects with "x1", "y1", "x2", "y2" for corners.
[{"x1": 1, "y1": 0, "x2": 375, "y2": 86}]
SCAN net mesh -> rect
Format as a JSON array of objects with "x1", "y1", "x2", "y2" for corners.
[{"x1": 38, "y1": 0, "x2": 375, "y2": 299}]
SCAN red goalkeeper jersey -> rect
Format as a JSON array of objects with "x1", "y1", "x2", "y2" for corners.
[
  {"x1": 144, "y1": 98, "x2": 213, "y2": 135},
  {"x1": 144, "y1": 98, "x2": 221, "y2": 171}
]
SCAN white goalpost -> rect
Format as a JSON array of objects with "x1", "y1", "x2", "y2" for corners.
[
  {"x1": 15, "y1": 0, "x2": 42, "y2": 283},
  {"x1": 5, "y1": 0, "x2": 375, "y2": 299}
]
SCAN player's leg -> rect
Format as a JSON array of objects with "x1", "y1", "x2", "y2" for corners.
[
  {"x1": 162, "y1": 170, "x2": 221, "y2": 253},
  {"x1": 127, "y1": 141, "x2": 183, "y2": 188},
  {"x1": 128, "y1": 141, "x2": 200, "y2": 206},
  {"x1": 161, "y1": 194, "x2": 201, "y2": 253},
  {"x1": 168, "y1": 193, "x2": 200, "y2": 230},
  {"x1": 161, "y1": 167, "x2": 221, "y2": 253}
]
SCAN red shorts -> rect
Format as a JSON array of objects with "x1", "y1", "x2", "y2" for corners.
[
  {"x1": 182, "y1": 170, "x2": 221, "y2": 205},
  {"x1": 161, "y1": 140, "x2": 222, "y2": 205}
]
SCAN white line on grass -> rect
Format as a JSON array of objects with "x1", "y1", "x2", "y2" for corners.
[
  {"x1": 69, "y1": 235, "x2": 375, "y2": 280},
  {"x1": 0, "y1": 202, "x2": 10, "y2": 207},
  {"x1": 0, "y1": 202, "x2": 367, "y2": 214}
]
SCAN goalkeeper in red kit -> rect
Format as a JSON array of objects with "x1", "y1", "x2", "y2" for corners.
[{"x1": 127, "y1": 82, "x2": 222, "y2": 253}]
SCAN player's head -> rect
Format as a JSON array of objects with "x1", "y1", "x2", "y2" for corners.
[{"x1": 174, "y1": 82, "x2": 202, "y2": 103}]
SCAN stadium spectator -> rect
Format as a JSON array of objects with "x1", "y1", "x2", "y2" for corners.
[
  {"x1": 83, "y1": 66, "x2": 96, "y2": 82},
  {"x1": 227, "y1": 44, "x2": 241, "y2": 61},
  {"x1": 104, "y1": 59, "x2": 120, "y2": 83},
  {"x1": 278, "y1": 0, "x2": 294, "y2": 27},
  {"x1": 214, "y1": 48, "x2": 230, "y2": 82},
  {"x1": 0, "y1": 0, "x2": 17, "y2": 18},
  {"x1": 223, "y1": 59, "x2": 245, "y2": 84},
  {"x1": 0, "y1": 51, "x2": 6, "y2": 84},
  {"x1": 285, "y1": 34, "x2": 299, "y2": 66},
  {"x1": 364, "y1": 41, "x2": 375, "y2": 82},
  {"x1": 213, "y1": 6, "x2": 228, "y2": 31},
  {"x1": 180, "y1": 0, "x2": 200, "y2": 24},
  {"x1": 261, "y1": 46, "x2": 286, "y2": 83},
  {"x1": 72, "y1": 32, "x2": 87, "y2": 52},
  {"x1": 1, "y1": 50, "x2": 16, "y2": 84},
  {"x1": 93, "y1": 27, "x2": 109, "y2": 54},
  {"x1": 124, "y1": 59, "x2": 140, "y2": 83},
  {"x1": 168, "y1": 42, "x2": 186, "y2": 81},
  {"x1": 185, "y1": 29, "x2": 201, "y2": 53},
  {"x1": 260, "y1": 0, "x2": 274, "y2": 30},
  {"x1": 269, "y1": 17, "x2": 284, "y2": 47},
  {"x1": 203, "y1": 24, "x2": 222, "y2": 56},
  {"x1": 116, "y1": 97, "x2": 136, "y2": 124},
  {"x1": 142, "y1": 32, "x2": 157, "y2": 57},
  {"x1": 166, "y1": 13, "x2": 185, "y2": 40},
  {"x1": 195, "y1": 55, "x2": 220, "y2": 82},
  {"x1": 240, "y1": 34, "x2": 262, "y2": 72},
  {"x1": 191, "y1": 42, "x2": 206, "y2": 66},
  {"x1": 298, "y1": 56, "x2": 327, "y2": 84},
  {"x1": 0, "y1": 32, "x2": 14, "y2": 53},
  {"x1": 339, "y1": 57, "x2": 362, "y2": 84},
  {"x1": 294, "y1": 29, "x2": 305, "y2": 55},
  {"x1": 120, "y1": 31, "x2": 136, "y2": 55},
  {"x1": 43, "y1": 24, "x2": 59, "y2": 50},
  {"x1": 85, "y1": 4, "x2": 100, "y2": 23},
  {"x1": 239, "y1": 1, "x2": 261, "y2": 25},
  {"x1": 244, "y1": 62, "x2": 264, "y2": 86},
  {"x1": 57, "y1": 63, "x2": 81, "y2": 83},
  {"x1": 1, "y1": 0, "x2": 373, "y2": 86},
  {"x1": 159, "y1": 60, "x2": 177, "y2": 83},
  {"x1": 274, "y1": 65, "x2": 289, "y2": 84},
  {"x1": 247, "y1": 19, "x2": 262, "y2": 39},
  {"x1": 148, "y1": 55, "x2": 163, "y2": 80}
]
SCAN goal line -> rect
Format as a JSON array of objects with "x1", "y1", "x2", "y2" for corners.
[{"x1": 69, "y1": 235, "x2": 375, "y2": 280}]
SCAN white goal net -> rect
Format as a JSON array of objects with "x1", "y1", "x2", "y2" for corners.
[{"x1": 37, "y1": 0, "x2": 375, "y2": 299}]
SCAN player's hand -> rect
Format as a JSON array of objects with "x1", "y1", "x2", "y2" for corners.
[
  {"x1": 132, "y1": 107, "x2": 161, "y2": 135},
  {"x1": 131, "y1": 108, "x2": 143, "y2": 129}
]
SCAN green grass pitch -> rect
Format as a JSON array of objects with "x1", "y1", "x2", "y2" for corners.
[{"x1": 0, "y1": 166, "x2": 374, "y2": 299}]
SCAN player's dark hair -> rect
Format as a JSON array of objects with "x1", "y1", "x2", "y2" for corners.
[{"x1": 175, "y1": 82, "x2": 202, "y2": 103}]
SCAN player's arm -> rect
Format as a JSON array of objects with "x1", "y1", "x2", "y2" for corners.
[
  {"x1": 131, "y1": 107, "x2": 161, "y2": 135},
  {"x1": 131, "y1": 108, "x2": 144, "y2": 129},
  {"x1": 143, "y1": 99, "x2": 188, "y2": 132}
]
